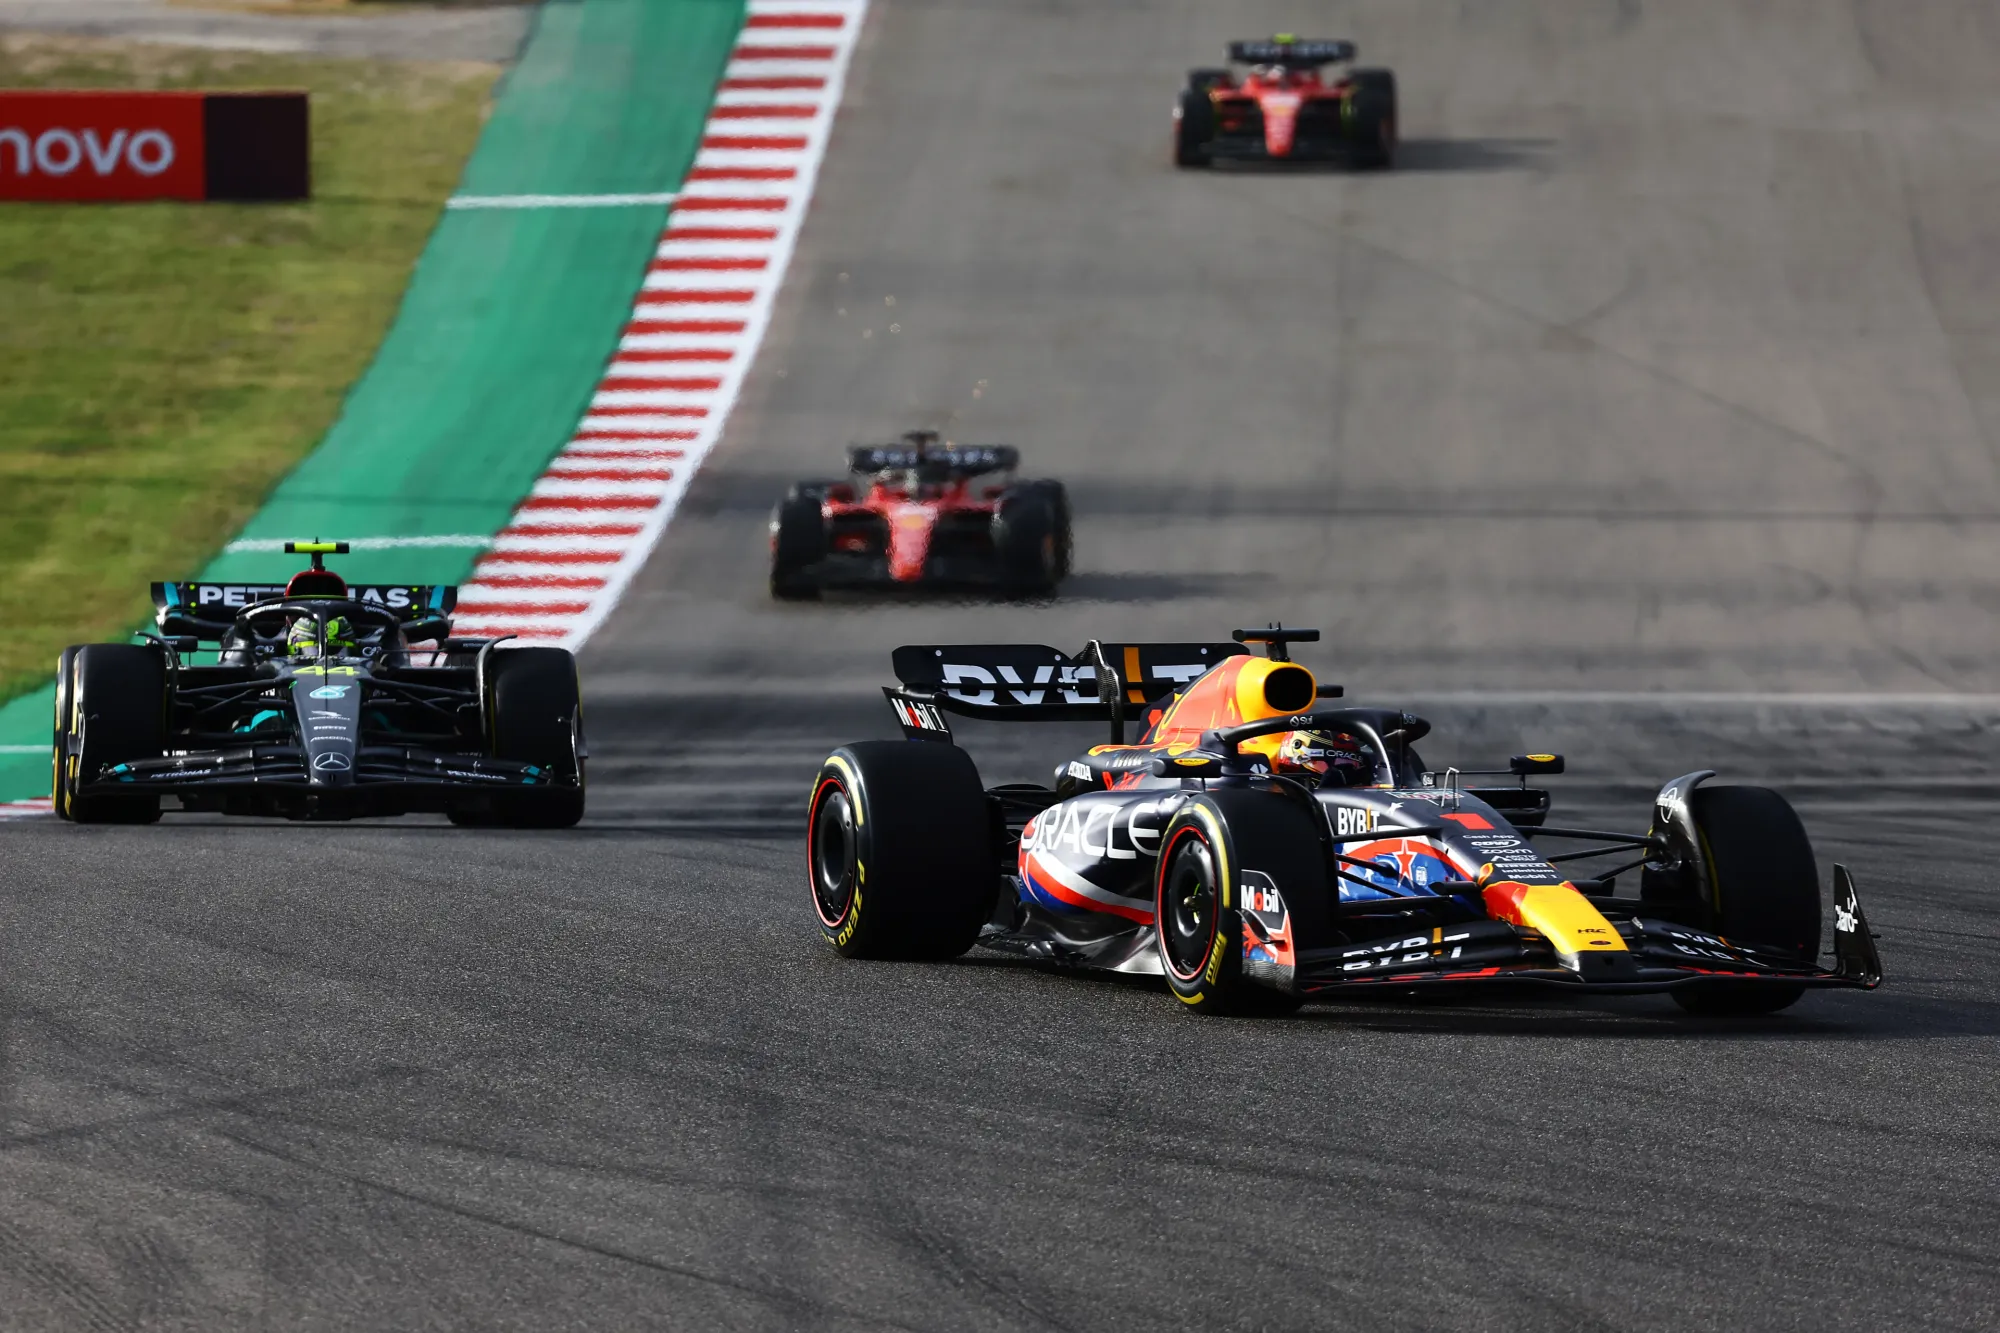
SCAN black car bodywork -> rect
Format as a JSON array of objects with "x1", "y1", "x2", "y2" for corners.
[{"x1": 52, "y1": 544, "x2": 585, "y2": 825}]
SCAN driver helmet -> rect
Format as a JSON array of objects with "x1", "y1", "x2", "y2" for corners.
[
  {"x1": 1276, "y1": 729, "x2": 1371, "y2": 787},
  {"x1": 1256, "y1": 63, "x2": 1289, "y2": 84},
  {"x1": 286, "y1": 615, "x2": 357, "y2": 658}
]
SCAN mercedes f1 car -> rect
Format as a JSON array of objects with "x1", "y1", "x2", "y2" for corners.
[
  {"x1": 51, "y1": 541, "x2": 584, "y2": 826},
  {"x1": 807, "y1": 629, "x2": 1882, "y2": 1016},
  {"x1": 769, "y1": 430, "x2": 1072, "y2": 599},
  {"x1": 1175, "y1": 37, "x2": 1396, "y2": 169}
]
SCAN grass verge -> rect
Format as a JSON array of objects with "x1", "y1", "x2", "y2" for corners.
[{"x1": 0, "y1": 34, "x2": 498, "y2": 704}]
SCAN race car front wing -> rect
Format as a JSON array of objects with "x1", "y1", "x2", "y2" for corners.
[
  {"x1": 1290, "y1": 865, "x2": 1883, "y2": 997},
  {"x1": 90, "y1": 744, "x2": 558, "y2": 791}
]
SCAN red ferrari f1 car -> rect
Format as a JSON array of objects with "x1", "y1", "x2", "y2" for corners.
[
  {"x1": 769, "y1": 430, "x2": 1072, "y2": 600},
  {"x1": 1175, "y1": 37, "x2": 1396, "y2": 169}
]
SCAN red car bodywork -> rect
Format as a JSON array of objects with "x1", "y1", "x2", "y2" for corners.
[
  {"x1": 1217, "y1": 66, "x2": 1349, "y2": 158},
  {"x1": 1176, "y1": 38, "x2": 1394, "y2": 169},
  {"x1": 770, "y1": 437, "x2": 1070, "y2": 597},
  {"x1": 822, "y1": 474, "x2": 1008, "y2": 584}
]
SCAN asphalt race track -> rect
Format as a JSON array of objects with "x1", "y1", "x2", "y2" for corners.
[{"x1": 5, "y1": 2, "x2": 2000, "y2": 1328}]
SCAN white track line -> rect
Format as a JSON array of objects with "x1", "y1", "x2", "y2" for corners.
[{"x1": 454, "y1": 0, "x2": 868, "y2": 650}]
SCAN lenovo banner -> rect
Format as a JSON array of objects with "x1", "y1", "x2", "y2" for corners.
[{"x1": 0, "y1": 90, "x2": 309, "y2": 202}]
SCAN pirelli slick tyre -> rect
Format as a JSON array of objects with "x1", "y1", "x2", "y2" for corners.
[
  {"x1": 808, "y1": 741, "x2": 996, "y2": 960},
  {"x1": 1347, "y1": 68, "x2": 1397, "y2": 169},
  {"x1": 770, "y1": 491, "x2": 826, "y2": 601},
  {"x1": 994, "y1": 492, "x2": 1060, "y2": 597},
  {"x1": 51, "y1": 645, "x2": 78, "y2": 820},
  {"x1": 64, "y1": 644, "x2": 165, "y2": 825},
  {"x1": 1026, "y1": 479, "x2": 1074, "y2": 578},
  {"x1": 1174, "y1": 88, "x2": 1214, "y2": 168},
  {"x1": 1154, "y1": 791, "x2": 1328, "y2": 1016},
  {"x1": 478, "y1": 647, "x2": 585, "y2": 829},
  {"x1": 1674, "y1": 785, "x2": 1818, "y2": 1016}
]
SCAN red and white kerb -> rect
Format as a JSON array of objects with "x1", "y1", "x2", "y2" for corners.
[{"x1": 451, "y1": 0, "x2": 867, "y2": 645}]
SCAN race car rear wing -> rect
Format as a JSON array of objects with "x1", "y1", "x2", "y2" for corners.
[
  {"x1": 151, "y1": 581, "x2": 457, "y2": 635},
  {"x1": 1228, "y1": 38, "x2": 1356, "y2": 65},
  {"x1": 888, "y1": 640, "x2": 1251, "y2": 742},
  {"x1": 848, "y1": 443, "x2": 1020, "y2": 476}
]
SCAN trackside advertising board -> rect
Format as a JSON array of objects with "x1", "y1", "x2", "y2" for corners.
[{"x1": 0, "y1": 91, "x2": 308, "y2": 202}]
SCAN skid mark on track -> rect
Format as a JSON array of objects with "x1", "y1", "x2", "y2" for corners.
[
  {"x1": 210, "y1": 1127, "x2": 932, "y2": 1331},
  {"x1": 0, "y1": 1219, "x2": 135, "y2": 1333}
]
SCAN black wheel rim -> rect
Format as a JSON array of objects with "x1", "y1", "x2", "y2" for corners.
[
  {"x1": 811, "y1": 783, "x2": 857, "y2": 924},
  {"x1": 1162, "y1": 835, "x2": 1218, "y2": 980}
]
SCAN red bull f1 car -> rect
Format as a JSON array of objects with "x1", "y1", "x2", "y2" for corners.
[
  {"x1": 769, "y1": 430, "x2": 1072, "y2": 599},
  {"x1": 1175, "y1": 37, "x2": 1397, "y2": 169},
  {"x1": 807, "y1": 628, "x2": 1882, "y2": 1016},
  {"x1": 51, "y1": 542, "x2": 584, "y2": 826}
]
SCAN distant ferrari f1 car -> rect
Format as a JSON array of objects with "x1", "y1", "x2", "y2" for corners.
[
  {"x1": 808, "y1": 629, "x2": 1882, "y2": 1016},
  {"x1": 769, "y1": 430, "x2": 1072, "y2": 599},
  {"x1": 1175, "y1": 37, "x2": 1396, "y2": 169},
  {"x1": 52, "y1": 542, "x2": 584, "y2": 826}
]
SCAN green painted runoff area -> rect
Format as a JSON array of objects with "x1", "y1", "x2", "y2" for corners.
[{"x1": 0, "y1": 0, "x2": 747, "y2": 800}]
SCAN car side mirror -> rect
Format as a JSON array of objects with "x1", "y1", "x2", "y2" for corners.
[
  {"x1": 1510, "y1": 753, "x2": 1565, "y2": 776},
  {"x1": 403, "y1": 616, "x2": 451, "y2": 644},
  {"x1": 159, "y1": 611, "x2": 208, "y2": 637}
]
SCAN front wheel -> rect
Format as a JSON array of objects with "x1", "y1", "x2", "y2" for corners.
[
  {"x1": 51, "y1": 645, "x2": 78, "y2": 821},
  {"x1": 770, "y1": 491, "x2": 826, "y2": 600},
  {"x1": 64, "y1": 644, "x2": 164, "y2": 825},
  {"x1": 1174, "y1": 89, "x2": 1214, "y2": 168},
  {"x1": 1671, "y1": 785, "x2": 1818, "y2": 1015},
  {"x1": 1026, "y1": 480, "x2": 1073, "y2": 578},
  {"x1": 994, "y1": 492, "x2": 1060, "y2": 597},
  {"x1": 1346, "y1": 68, "x2": 1397, "y2": 169},
  {"x1": 482, "y1": 647, "x2": 585, "y2": 828},
  {"x1": 1154, "y1": 792, "x2": 1325, "y2": 1016},
  {"x1": 808, "y1": 741, "x2": 996, "y2": 960}
]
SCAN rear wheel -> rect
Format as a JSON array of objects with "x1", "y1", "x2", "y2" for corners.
[
  {"x1": 65, "y1": 644, "x2": 165, "y2": 825},
  {"x1": 770, "y1": 490, "x2": 826, "y2": 600},
  {"x1": 482, "y1": 647, "x2": 584, "y2": 828},
  {"x1": 808, "y1": 741, "x2": 996, "y2": 960},
  {"x1": 1672, "y1": 785, "x2": 1819, "y2": 1015},
  {"x1": 1174, "y1": 88, "x2": 1214, "y2": 168},
  {"x1": 1155, "y1": 791, "x2": 1327, "y2": 1016},
  {"x1": 1347, "y1": 68, "x2": 1397, "y2": 169}
]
